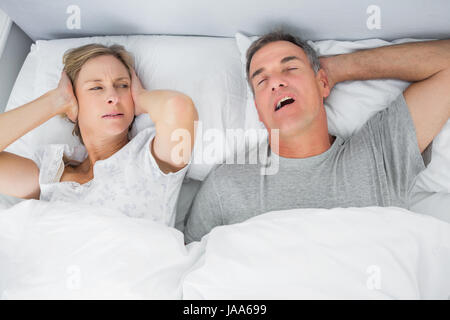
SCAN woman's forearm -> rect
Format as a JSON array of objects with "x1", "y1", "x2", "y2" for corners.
[
  {"x1": 135, "y1": 89, "x2": 198, "y2": 168},
  {"x1": 135, "y1": 89, "x2": 189, "y2": 123},
  {"x1": 0, "y1": 90, "x2": 62, "y2": 152},
  {"x1": 139, "y1": 90, "x2": 197, "y2": 143},
  {"x1": 321, "y1": 39, "x2": 450, "y2": 87}
]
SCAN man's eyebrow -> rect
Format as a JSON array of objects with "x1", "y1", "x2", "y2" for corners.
[
  {"x1": 251, "y1": 68, "x2": 265, "y2": 80},
  {"x1": 280, "y1": 56, "x2": 301, "y2": 64},
  {"x1": 251, "y1": 56, "x2": 302, "y2": 80}
]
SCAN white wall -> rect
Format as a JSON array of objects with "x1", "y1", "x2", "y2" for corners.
[
  {"x1": 1, "y1": 0, "x2": 450, "y2": 41},
  {"x1": 0, "y1": 8, "x2": 12, "y2": 57},
  {"x1": 0, "y1": 10, "x2": 32, "y2": 113}
]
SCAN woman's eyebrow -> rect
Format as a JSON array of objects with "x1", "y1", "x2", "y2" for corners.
[
  {"x1": 84, "y1": 79, "x2": 102, "y2": 83},
  {"x1": 115, "y1": 77, "x2": 130, "y2": 81},
  {"x1": 84, "y1": 77, "x2": 130, "y2": 84}
]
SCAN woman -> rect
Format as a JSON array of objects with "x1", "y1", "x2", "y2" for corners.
[{"x1": 0, "y1": 44, "x2": 198, "y2": 226}]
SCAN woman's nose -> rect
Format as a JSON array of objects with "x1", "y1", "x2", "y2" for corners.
[{"x1": 107, "y1": 95, "x2": 119, "y2": 105}]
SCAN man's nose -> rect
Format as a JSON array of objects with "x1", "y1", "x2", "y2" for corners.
[{"x1": 271, "y1": 78, "x2": 288, "y2": 91}]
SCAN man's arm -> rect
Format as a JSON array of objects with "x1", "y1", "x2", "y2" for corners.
[
  {"x1": 320, "y1": 39, "x2": 450, "y2": 153},
  {"x1": 185, "y1": 171, "x2": 224, "y2": 244}
]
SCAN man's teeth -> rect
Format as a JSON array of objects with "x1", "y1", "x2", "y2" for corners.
[{"x1": 276, "y1": 96, "x2": 294, "y2": 110}]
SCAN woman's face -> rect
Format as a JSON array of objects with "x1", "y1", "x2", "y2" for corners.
[{"x1": 74, "y1": 55, "x2": 135, "y2": 141}]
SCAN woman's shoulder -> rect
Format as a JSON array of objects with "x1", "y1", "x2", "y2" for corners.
[
  {"x1": 131, "y1": 126, "x2": 156, "y2": 141},
  {"x1": 126, "y1": 127, "x2": 156, "y2": 152},
  {"x1": 32, "y1": 143, "x2": 87, "y2": 169}
]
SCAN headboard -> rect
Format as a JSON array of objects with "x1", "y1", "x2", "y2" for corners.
[{"x1": 0, "y1": 0, "x2": 449, "y2": 41}]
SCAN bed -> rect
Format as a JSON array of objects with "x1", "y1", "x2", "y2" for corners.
[{"x1": 0, "y1": 0, "x2": 449, "y2": 299}]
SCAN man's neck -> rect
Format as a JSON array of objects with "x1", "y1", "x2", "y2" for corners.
[{"x1": 270, "y1": 130, "x2": 335, "y2": 159}]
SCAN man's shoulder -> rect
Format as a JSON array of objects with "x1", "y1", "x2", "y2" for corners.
[{"x1": 345, "y1": 93, "x2": 413, "y2": 146}]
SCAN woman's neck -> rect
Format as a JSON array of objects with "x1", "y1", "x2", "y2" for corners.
[{"x1": 79, "y1": 133, "x2": 129, "y2": 173}]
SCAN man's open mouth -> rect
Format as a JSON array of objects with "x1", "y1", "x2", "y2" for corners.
[{"x1": 275, "y1": 96, "x2": 295, "y2": 111}]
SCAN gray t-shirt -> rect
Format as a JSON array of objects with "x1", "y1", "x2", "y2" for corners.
[{"x1": 184, "y1": 94, "x2": 427, "y2": 243}]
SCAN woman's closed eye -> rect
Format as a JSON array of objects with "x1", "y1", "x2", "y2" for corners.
[{"x1": 89, "y1": 84, "x2": 129, "y2": 90}]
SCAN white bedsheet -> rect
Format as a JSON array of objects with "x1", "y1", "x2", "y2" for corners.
[{"x1": 1, "y1": 201, "x2": 448, "y2": 299}]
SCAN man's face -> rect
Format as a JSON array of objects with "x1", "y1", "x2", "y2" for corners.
[{"x1": 249, "y1": 41, "x2": 330, "y2": 138}]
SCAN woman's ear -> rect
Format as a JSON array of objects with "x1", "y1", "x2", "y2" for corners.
[{"x1": 67, "y1": 108, "x2": 78, "y2": 123}]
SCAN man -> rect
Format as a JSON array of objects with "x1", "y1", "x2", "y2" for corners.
[{"x1": 184, "y1": 31, "x2": 450, "y2": 243}]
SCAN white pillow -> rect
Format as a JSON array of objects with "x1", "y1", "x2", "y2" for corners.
[
  {"x1": 183, "y1": 207, "x2": 450, "y2": 299},
  {"x1": 235, "y1": 32, "x2": 450, "y2": 194},
  {"x1": 5, "y1": 35, "x2": 248, "y2": 181}
]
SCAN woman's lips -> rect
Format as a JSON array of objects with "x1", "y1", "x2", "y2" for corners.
[{"x1": 102, "y1": 113, "x2": 124, "y2": 119}]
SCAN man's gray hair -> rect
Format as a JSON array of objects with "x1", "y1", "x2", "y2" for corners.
[{"x1": 246, "y1": 31, "x2": 320, "y2": 92}]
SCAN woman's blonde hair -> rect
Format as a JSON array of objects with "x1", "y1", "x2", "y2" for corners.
[{"x1": 62, "y1": 43, "x2": 135, "y2": 145}]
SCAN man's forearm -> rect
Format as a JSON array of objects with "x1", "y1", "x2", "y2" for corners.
[{"x1": 321, "y1": 39, "x2": 450, "y2": 87}]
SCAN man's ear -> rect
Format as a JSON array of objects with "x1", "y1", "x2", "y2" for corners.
[{"x1": 317, "y1": 69, "x2": 331, "y2": 98}]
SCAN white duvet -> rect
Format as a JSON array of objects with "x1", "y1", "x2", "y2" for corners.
[
  {"x1": 0, "y1": 200, "x2": 202, "y2": 299},
  {"x1": 184, "y1": 207, "x2": 450, "y2": 299},
  {"x1": 0, "y1": 201, "x2": 449, "y2": 299}
]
